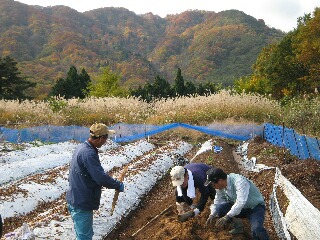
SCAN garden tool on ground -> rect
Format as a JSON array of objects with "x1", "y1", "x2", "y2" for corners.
[{"x1": 131, "y1": 204, "x2": 173, "y2": 238}]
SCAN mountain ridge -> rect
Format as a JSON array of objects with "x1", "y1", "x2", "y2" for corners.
[{"x1": 0, "y1": 0, "x2": 285, "y2": 96}]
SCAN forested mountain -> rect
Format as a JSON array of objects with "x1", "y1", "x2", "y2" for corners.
[{"x1": 0, "y1": 0, "x2": 285, "y2": 96}]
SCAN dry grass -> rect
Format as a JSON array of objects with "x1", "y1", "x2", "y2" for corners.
[
  {"x1": 1, "y1": 91, "x2": 319, "y2": 138},
  {"x1": 150, "y1": 90, "x2": 280, "y2": 124}
]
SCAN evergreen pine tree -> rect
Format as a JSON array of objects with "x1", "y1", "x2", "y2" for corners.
[
  {"x1": 174, "y1": 68, "x2": 185, "y2": 96},
  {"x1": 0, "y1": 56, "x2": 36, "y2": 100}
]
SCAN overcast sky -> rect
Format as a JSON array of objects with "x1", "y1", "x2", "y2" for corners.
[{"x1": 17, "y1": 0, "x2": 319, "y2": 32}]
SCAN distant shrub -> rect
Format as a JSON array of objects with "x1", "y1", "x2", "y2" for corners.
[
  {"x1": 281, "y1": 96, "x2": 320, "y2": 137},
  {"x1": 47, "y1": 97, "x2": 68, "y2": 113}
]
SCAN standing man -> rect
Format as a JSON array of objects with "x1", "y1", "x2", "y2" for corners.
[
  {"x1": 205, "y1": 167, "x2": 269, "y2": 239},
  {"x1": 66, "y1": 123, "x2": 124, "y2": 240},
  {"x1": 170, "y1": 163, "x2": 216, "y2": 220}
]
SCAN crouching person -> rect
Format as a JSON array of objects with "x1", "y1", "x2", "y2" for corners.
[
  {"x1": 205, "y1": 167, "x2": 269, "y2": 240},
  {"x1": 170, "y1": 163, "x2": 216, "y2": 221}
]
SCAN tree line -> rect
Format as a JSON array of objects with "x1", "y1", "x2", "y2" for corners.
[
  {"x1": 129, "y1": 68, "x2": 221, "y2": 102},
  {"x1": 0, "y1": 57, "x2": 219, "y2": 101},
  {"x1": 49, "y1": 66, "x2": 221, "y2": 101}
]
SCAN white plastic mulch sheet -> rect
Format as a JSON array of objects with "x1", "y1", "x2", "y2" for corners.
[
  {"x1": 236, "y1": 141, "x2": 273, "y2": 172},
  {"x1": 190, "y1": 139, "x2": 214, "y2": 162},
  {"x1": 0, "y1": 140, "x2": 192, "y2": 239},
  {"x1": 271, "y1": 168, "x2": 320, "y2": 240},
  {"x1": 237, "y1": 141, "x2": 320, "y2": 240}
]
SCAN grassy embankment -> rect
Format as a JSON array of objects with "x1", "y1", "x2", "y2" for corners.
[{"x1": 0, "y1": 90, "x2": 319, "y2": 138}]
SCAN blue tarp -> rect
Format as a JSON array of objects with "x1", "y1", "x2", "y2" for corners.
[
  {"x1": 0, "y1": 122, "x2": 261, "y2": 143},
  {"x1": 264, "y1": 123, "x2": 320, "y2": 160},
  {"x1": 1, "y1": 122, "x2": 319, "y2": 161}
]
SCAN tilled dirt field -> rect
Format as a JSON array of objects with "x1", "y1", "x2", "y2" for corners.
[
  {"x1": 1, "y1": 129, "x2": 319, "y2": 240},
  {"x1": 0, "y1": 138, "x2": 190, "y2": 239},
  {"x1": 106, "y1": 131, "x2": 320, "y2": 240}
]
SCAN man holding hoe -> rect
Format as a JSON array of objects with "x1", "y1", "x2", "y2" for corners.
[{"x1": 66, "y1": 123, "x2": 125, "y2": 240}]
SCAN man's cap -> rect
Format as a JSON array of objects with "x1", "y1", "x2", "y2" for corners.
[
  {"x1": 204, "y1": 167, "x2": 226, "y2": 186},
  {"x1": 170, "y1": 166, "x2": 185, "y2": 186},
  {"x1": 89, "y1": 123, "x2": 115, "y2": 138}
]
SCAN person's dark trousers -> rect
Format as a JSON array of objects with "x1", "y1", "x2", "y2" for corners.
[
  {"x1": 216, "y1": 202, "x2": 270, "y2": 240},
  {"x1": 0, "y1": 214, "x2": 3, "y2": 238},
  {"x1": 175, "y1": 185, "x2": 216, "y2": 204}
]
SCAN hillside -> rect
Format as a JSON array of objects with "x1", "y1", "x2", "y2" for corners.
[{"x1": 0, "y1": 0, "x2": 285, "y2": 96}]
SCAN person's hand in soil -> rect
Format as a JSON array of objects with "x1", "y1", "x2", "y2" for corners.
[
  {"x1": 205, "y1": 213, "x2": 219, "y2": 226},
  {"x1": 215, "y1": 215, "x2": 231, "y2": 228},
  {"x1": 206, "y1": 214, "x2": 215, "y2": 226}
]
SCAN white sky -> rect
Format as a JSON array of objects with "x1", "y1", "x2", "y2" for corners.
[{"x1": 16, "y1": 0, "x2": 319, "y2": 32}]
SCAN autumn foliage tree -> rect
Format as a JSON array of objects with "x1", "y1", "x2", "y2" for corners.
[
  {"x1": 234, "y1": 8, "x2": 320, "y2": 100},
  {"x1": 294, "y1": 8, "x2": 320, "y2": 91}
]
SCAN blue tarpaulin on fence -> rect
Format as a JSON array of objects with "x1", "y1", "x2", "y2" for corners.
[
  {"x1": 1, "y1": 122, "x2": 319, "y2": 160},
  {"x1": 0, "y1": 122, "x2": 262, "y2": 143},
  {"x1": 264, "y1": 123, "x2": 320, "y2": 160}
]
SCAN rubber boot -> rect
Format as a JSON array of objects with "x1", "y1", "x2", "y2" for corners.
[{"x1": 229, "y1": 218, "x2": 244, "y2": 234}]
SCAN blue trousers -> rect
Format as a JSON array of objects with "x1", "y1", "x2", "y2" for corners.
[
  {"x1": 0, "y1": 214, "x2": 2, "y2": 238},
  {"x1": 216, "y1": 202, "x2": 270, "y2": 240},
  {"x1": 68, "y1": 204, "x2": 94, "y2": 240}
]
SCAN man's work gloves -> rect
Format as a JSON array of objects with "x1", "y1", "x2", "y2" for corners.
[
  {"x1": 114, "y1": 179, "x2": 125, "y2": 192},
  {"x1": 206, "y1": 214, "x2": 216, "y2": 225},
  {"x1": 215, "y1": 215, "x2": 232, "y2": 228},
  {"x1": 189, "y1": 204, "x2": 200, "y2": 216},
  {"x1": 229, "y1": 218, "x2": 244, "y2": 234},
  {"x1": 178, "y1": 209, "x2": 200, "y2": 222},
  {"x1": 193, "y1": 208, "x2": 200, "y2": 216},
  {"x1": 206, "y1": 214, "x2": 231, "y2": 227},
  {"x1": 206, "y1": 215, "x2": 243, "y2": 234}
]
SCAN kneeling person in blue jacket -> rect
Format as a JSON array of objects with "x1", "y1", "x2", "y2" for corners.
[
  {"x1": 170, "y1": 163, "x2": 216, "y2": 219},
  {"x1": 66, "y1": 123, "x2": 124, "y2": 240}
]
